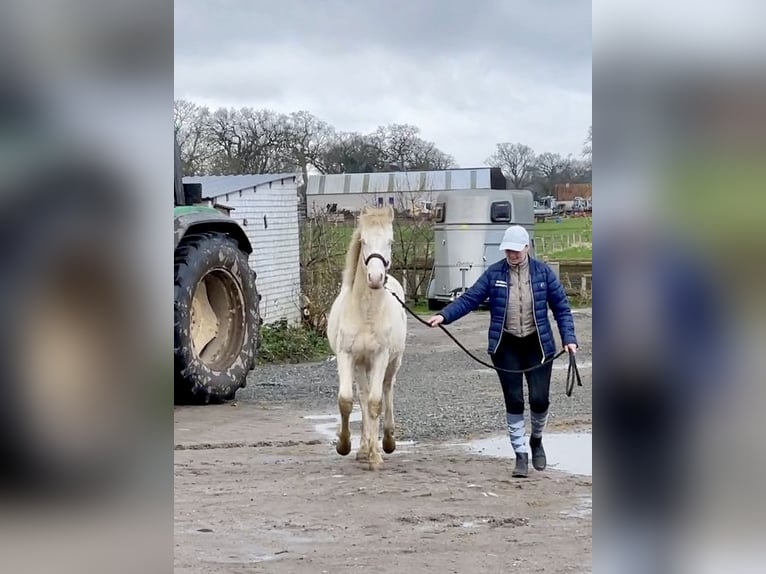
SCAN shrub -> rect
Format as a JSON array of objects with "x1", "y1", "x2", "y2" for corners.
[{"x1": 257, "y1": 319, "x2": 332, "y2": 364}]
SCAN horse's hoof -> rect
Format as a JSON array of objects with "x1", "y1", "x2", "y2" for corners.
[
  {"x1": 383, "y1": 435, "x2": 396, "y2": 454},
  {"x1": 336, "y1": 437, "x2": 351, "y2": 456},
  {"x1": 355, "y1": 449, "x2": 369, "y2": 462}
]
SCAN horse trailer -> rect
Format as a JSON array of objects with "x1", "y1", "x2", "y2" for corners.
[{"x1": 426, "y1": 189, "x2": 536, "y2": 310}]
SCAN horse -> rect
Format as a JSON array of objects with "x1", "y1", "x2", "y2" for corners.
[{"x1": 326, "y1": 205, "x2": 407, "y2": 470}]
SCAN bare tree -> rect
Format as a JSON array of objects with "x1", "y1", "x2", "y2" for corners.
[
  {"x1": 174, "y1": 99, "x2": 213, "y2": 175},
  {"x1": 237, "y1": 107, "x2": 294, "y2": 173},
  {"x1": 173, "y1": 99, "x2": 459, "y2": 179},
  {"x1": 533, "y1": 152, "x2": 571, "y2": 195},
  {"x1": 568, "y1": 157, "x2": 592, "y2": 182},
  {"x1": 205, "y1": 107, "x2": 242, "y2": 174},
  {"x1": 582, "y1": 124, "x2": 592, "y2": 163},
  {"x1": 535, "y1": 152, "x2": 568, "y2": 179},
  {"x1": 485, "y1": 142, "x2": 536, "y2": 188},
  {"x1": 374, "y1": 123, "x2": 456, "y2": 172},
  {"x1": 410, "y1": 140, "x2": 457, "y2": 170},
  {"x1": 204, "y1": 107, "x2": 294, "y2": 175},
  {"x1": 317, "y1": 131, "x2": 385, "y2": 174},
  {"x1": 376, "y1": 124, "x2": 421, "y2": 170}
]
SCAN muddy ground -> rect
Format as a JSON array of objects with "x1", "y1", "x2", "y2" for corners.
[{"x1": 175, "y1": 310, "x2": 592, "y2": 573}]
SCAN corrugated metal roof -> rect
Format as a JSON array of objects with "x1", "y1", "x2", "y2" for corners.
[
  {"x1": 183, "y1": 174, "x2": 298, "y2": 198},
  {"x1": 306, "y1": 168, "x2": 506, "y2": 195}
]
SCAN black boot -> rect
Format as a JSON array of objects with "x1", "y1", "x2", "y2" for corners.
[
  {"x1": 512, "y1": 452, "x2": 528, "y2": 478},
  {"x1": 529, "y1": 436, "x2": 546, "y2": 471}
]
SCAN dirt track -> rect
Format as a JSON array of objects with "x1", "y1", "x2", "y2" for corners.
[{"x1": 175, "y1": 310, "x2": 592, "y2": 573}]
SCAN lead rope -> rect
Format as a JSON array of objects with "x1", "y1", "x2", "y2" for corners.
[{"x1": 388, "y1": 290, "x2": 582, "y2": 397}]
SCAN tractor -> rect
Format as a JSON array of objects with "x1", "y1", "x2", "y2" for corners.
[{"x1": 174, "y1": 142, "x2": 261, "y2": 404}]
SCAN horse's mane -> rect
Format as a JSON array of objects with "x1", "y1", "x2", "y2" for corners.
[
  {"x1": 342, "y1": 208, "x2": 392, "y2": 287},
  {"x1": 342, "y1": 227, "x2": 362, "y2": 287}
]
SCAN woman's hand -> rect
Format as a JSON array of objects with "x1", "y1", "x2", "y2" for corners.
[
  {"x1": 564, "y1": 343, "x2": 578, "y2": 354},
  {"x1": 426, "y1": 314, "x2": 444, "y2": 328}
]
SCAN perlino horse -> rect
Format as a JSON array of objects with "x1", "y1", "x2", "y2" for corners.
[{"x1": 326, "y1": 205, "x2": 407, "y2": 470}]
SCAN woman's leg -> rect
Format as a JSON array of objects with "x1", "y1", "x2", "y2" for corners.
[
  {"x1": 524, "y1": 334, "x2": 553, "y2": 470},
  {"x1": 525, "y1": 336, "x2": 553, "y2": 438},
  {"x1": 491, "y1": 333, "x2": 527, "y2": 454}
]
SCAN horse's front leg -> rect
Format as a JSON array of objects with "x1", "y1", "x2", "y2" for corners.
[
  {"x1": 355, "y1": 375, "x2": 371, "y2": 462},
  {"x1": 336, "y1": 351, "x2": 354, "y2": 456},
  {"x1": 382, "y1": 358, "x2": 401, "y2": 454},
  {"x1": 365, "y1": 351, "x2": 389, "y2": 470}
]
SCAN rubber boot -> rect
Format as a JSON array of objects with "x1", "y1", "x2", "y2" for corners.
[
  {"x1": 512, "y1": 452, "x2": 528, "y2": 478},
  {"x1": 529, "y1": 436, "x2": 547, "y2": 471}
]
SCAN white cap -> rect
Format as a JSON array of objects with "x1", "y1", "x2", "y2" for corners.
[{"x1": 498, "y1": 225, "x2": 529, "y2": 251}]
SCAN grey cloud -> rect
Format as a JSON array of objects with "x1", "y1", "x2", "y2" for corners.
[
  {"x1": 174, "y1": 0, "x2": 591, "y2": 166},
  {"x1": 176, "y1": 1, "x2": 590, "y2": 78}
]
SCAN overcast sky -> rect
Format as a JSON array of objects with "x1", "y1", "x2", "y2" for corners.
[{"x1": 174, "y1": 0, "x2": 591, "y2": 167}]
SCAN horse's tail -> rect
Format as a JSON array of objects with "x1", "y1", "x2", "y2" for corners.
[{"x1": 342, "y1": 227, "x2": 361, "y2": 287}]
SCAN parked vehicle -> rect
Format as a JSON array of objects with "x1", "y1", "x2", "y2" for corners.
[{"x1": 426, "y1": 189, "x2": 535, "y2": 310}]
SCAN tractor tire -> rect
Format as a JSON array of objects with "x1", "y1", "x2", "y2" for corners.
[{"x1": 174, "y1": 232, "x2": 260, "y2": 404}]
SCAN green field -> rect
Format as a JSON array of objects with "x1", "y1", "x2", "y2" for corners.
[
  {"x1": 534, "y1": 217, "x2": 592, "y2": 235},
  {"x1": 533, "y1": 217, "x2": 591, "y2": 261}
]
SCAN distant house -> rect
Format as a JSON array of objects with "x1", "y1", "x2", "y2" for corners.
[
  {"x1": 183, "y1": 174, "x2": 302, "y2": 325},
  {"x1": 306, "y1": 168, "x2": 509, "y2": 215}
]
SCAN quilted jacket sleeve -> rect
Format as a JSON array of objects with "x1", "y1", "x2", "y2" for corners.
[
  {"x1": 438, "y1": 270, "x2": 491, "y2": 325},
  {"x1": 546, "y1": 265, "x2": 577, "y2": 346}
]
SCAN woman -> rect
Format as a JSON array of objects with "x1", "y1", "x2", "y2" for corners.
[{"x1": 427, "y1": 225, "x2": 577, "y2": 477}]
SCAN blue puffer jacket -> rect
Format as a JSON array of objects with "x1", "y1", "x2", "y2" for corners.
[{"x1": 438, "y1": 257, "x2": 577, "y2": 358}]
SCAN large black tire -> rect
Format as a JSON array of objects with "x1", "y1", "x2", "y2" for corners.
[{"x1": 174, "y1": 232, "x2": 260, "y2": 404}]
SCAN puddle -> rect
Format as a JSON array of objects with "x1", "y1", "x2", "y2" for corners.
[
  {"x1": 304, "y1": 410, "x2": 416, "y2": 451},
  {"x1": 561, "y1": 495, "x2": 592, "y2": 518},
  {"x1": 465, "y1": 432, "x2": 592, "y2": 476}
]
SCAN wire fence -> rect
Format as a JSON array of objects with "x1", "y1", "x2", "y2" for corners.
[{"x1": 535, "y1": 232, "x2": 592, "y2": 257}]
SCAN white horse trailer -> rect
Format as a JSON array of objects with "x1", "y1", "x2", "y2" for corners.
[{"x1": 426, "y1": 189, "x2": 535, "y2": 310}]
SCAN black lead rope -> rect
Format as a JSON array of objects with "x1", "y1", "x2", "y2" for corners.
[{"x1": 388, "y1": 291, "x2": 583, "y2": 397}]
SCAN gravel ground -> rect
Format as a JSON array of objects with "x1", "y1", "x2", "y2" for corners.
[
  {"x1": 239, "y1": 308, "x2": 592, "y2": 442},
  {"x1": 176, "y1": 309, "x2": 592, "y2": 573}
]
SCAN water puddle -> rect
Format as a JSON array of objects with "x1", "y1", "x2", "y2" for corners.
[
  {"x1": 465, "y1": 432, "x2": 592, "y2": 476},
  {"x1": 304, "y1": 410, "x2": 416, "y2": 451},
  {"x1": 561, "y1": 495, "x2": 592, "y2": 518}
]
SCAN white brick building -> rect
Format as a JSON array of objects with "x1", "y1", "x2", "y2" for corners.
[{"x1": 183, "y1": 174, "x2": 302, "y2": 325}]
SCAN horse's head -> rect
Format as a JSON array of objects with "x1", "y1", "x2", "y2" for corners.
[{"x1": 358, "y1": 205, "x2": 394, "y2": 290}]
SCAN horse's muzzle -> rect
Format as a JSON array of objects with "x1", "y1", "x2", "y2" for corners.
[{"x1": 367, "y1": 272, "x2": 386, "y2": 289}]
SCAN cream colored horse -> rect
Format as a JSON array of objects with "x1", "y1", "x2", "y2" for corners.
[{"x1": 326, "y1": 206, "x2": 407, "y2": 470}]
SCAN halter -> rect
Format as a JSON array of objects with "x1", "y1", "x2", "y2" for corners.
[
  {"x1": 363, "y1": 252, "x2": 390, "y2": 286},
  {"x1": 363, "y1": 252, "x2": 390, "y2": 268}
]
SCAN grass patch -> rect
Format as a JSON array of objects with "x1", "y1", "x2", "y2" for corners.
[
  {"x1": 535, "y1": 217, "x2": 592, "y2": 235},
  {"x1": 546, "y1": 245, "x2": 592, "y2": 261},
  {"x1": 257, "y1": 320, "x2": 331, "y2": 364},
  {"x1": 534, "y1": 217, "x2": 592, "y2": 261},
  {"x1": 407, "y1": 300, "x2": 432, "y2": 315}
]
